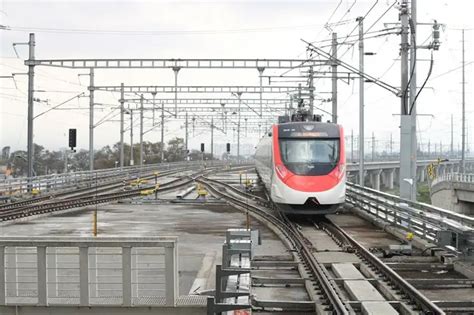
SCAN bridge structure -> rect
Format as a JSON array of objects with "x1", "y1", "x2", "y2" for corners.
[
  {"x1": 431, "y1": 172, "x2": 474, "y2": 215},
  {"x1": 346, "y1": 160, "x2": 474, "y2": 191}
]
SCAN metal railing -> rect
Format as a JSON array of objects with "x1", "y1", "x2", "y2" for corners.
[
  {"x1": 0, "y1": 236, "x2": 178, "y2": 307},
  {"x1": 346, "y1": 182, "x2": 474, "y2": 254},
  {"x1": 431, "y1": 172, "x2": 474, "y2": 186}
]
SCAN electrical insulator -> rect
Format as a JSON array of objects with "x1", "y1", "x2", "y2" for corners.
[{"x1": 432, "y1": 20, "x2": 440, "y2": 50}]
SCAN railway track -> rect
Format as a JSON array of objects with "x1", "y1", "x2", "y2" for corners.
[
  {"x1": 0, "y1": 165, "x2": 254, "y2": 222},
  {"x1": 197, "y1": 176, "x2": 349, "y2": 314},
  {"x1": 0, "y1": 167, "x2": 186, "y2": 211},
  {"x1": 199, "y1": 175, "x2": 446, "y2": 314},
  {"x1": 0, "y1": 168, "x2": 213, "y2": 222}
]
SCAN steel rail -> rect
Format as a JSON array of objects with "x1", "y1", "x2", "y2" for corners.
[
  {"x1": 327, "y1": 219, "x2": 446, "y2": 315},
  {"x1": 0, "y1": 167, "x2": 184, "y2": 211},
  {"x1": 197, "y1": 177, "x2": 350, "y2": 314},
  {"x1": 0, "y1": 168, "x2": 214, "y2": 222}
]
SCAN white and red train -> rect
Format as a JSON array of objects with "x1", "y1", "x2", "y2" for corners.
[{"x1": 255, "y1": 121, "x2": 346, "y2": 214}]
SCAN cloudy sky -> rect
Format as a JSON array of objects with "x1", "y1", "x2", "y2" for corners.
[{"x1": 0, "y1": 0, "x2": 472, "y2": 156}]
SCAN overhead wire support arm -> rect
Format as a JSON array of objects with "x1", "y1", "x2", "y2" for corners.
[
  {"x1": 301, "y1": 40, "x2": 400, "y2": 96},
  {"x1": 33, "y1": 92, "x2": 86, "y2": 119}
]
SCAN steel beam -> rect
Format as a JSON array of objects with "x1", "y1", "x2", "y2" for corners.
[
  {"x1": 26, "y1": 58, "x2": 328, "y2": 69},
  {"x1": 94, "y1": 85, "x2": 306, "y2": 94}
]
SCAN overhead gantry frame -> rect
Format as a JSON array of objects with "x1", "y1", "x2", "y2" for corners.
[{"x1": 22, "y1": 33, "x2": 334, "y2": 176}]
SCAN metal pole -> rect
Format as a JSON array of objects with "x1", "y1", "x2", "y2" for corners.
[
  {"x1": 161, "y1": 101, "x2": 165, "y2": 162},
  {"x1": 399, "y1": 0, "x2": 412, "y2": 199},
  {"x1": 185, "y1": 112, "x2": 188, "y2": 153},
  {"x1": 210, "y1": 117, "x2": 214, "y2": 160},
  {"x1": 172, "y1": 67, "x2": 180, "y2": 118},
  {"x1": 120, "y1": 83, "x2": 125, "y2": 168},
  {"x1": 390, "y1": 133, "x2": 393, "y2": 156},
  {"x1": 461, "y1": 29, "x2": 466, "y2": 173},
  {"x1": 351, "y1": 130, "x2": 354, "y2": 163},
  {"x1": 130, "y1": 109, "x2": 134, "y2": 166},
  {"x1": 331, "y1": 32, "x2": 338, "y2": 123},
  {"x1": 237, "y1": 92, "x2": 242, "y2": 161},
  {"x1": 357, "y1": 17, "x2": 365, "y2": 186},
  {"x1": 140, "y1": 94, "x2": 144, "y2": 166},
  {"x1": 408, "y1": 0, "x2": 418, "y2": 199},
  {"x1": 308, "y1": 66, "x2": 314, "y2": 116},
  {"x1": 152, "y1": 92, "x2": 157, "y2": 126},
  {"x1": 27, "y1": 33, "x2": 35, "y2": 180},
  {"x1": 258, "y1": 67, "x2": 264, "y2": 118},
  {"x1": 451, "y1": 114, "x2": 454, "y2": 157},
  {"x1": 89, "y1": 68, "x2": 95, "y2": 171},
  {"x1": 372, "y1": 132, "x2": 375, "y2": 161}
]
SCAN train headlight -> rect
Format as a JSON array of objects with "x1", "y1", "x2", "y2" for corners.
[
  {"x1": 275, "y1": 164, "x2": 290, "y2": 182},
  {"x1": 336, "y1": 164, "x2": 346, "y2": 180}
]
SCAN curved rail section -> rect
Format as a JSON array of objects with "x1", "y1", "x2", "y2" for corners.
[
  {"x1": 197, "y1": 177, "x2": 350, "y2": 314},
  {"x1": 323, "y1": 219, "x2": 445, "y2": 315}
]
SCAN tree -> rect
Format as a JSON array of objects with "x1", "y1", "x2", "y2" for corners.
[{"x1": 165, "y1": 137, "x2": 185, "y2": 162}]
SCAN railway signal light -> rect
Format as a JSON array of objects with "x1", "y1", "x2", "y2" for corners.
[
  {"x1": 68, "y1": 128, "x2": 77, "y2": 151},
  {"x1": 226, "y1": 143, "x2": 231, "y2": 153},
  {"x1": 200, "y1": 143, "x2": 205, "y2": 152}
]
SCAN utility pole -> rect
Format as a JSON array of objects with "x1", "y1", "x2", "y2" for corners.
[
  {"x1": 351, "y1": 130, "x2": 354, "y2": 163},
  {"x1": 428, "y1": 140, "x2": 431, "y2": 156},
  {"x1": 119, "y1": 83, "x2": 125, "y2": 168},
  {"x1": 185, "y1": 112, "x2": 188, "y2": 153},
  {"x1": 331, "y1": 32, "x2": 338, "y2": 123},
  {"x1": 139, "y1": 94, "x2": 144, "y2": 166},
  {"x1": 161, "y1": 102, "x2": 165, "y2": 162},
  {"x1": 461, "y1": 29, "x2": 466, "y2": 172},
  {"x1": 258, "y1": 67, "x2": 264, "y2": 117},
  {"x1": 172, "y1": 67, "x2": 180, "y2": 118},
  {"x1": 151, "y1": 92, "x2": 157, "y2": 126},
  {"x1": 390, "y1": 133, "x2": 393, "y2": 156},
  {"x1": 89, "y1": 68, "x2": 95, "y2": 171},
  {"x1": 372, "y1": 132, "x2": 375, "y2": 161},
  {"x1": 130, "y1": 108, "x2": 134, "y2": 166},
  {"x1": 399, "y1": 0, "x2": 415, "y2": 200},
  {"x1": 451, "y1": 114, "x2": 454, "y2": 157},
  {"x1": 440, "y1": 141, "x2": 442, "y2": 155},
  {"x1": 408, "y1": 0, "x2": 418, "y2": 200},
  {"x1": 357, "y1": 16, "x2": 365, "y2": 186},
  {"x1": 308, "y1": 66, "x2": 314, "y2": 116},
  {"x1": 237, "y1": 92, "x2": 242, "y2": 161},
  {"x1": 27, "y1": 33, "x2": 35, "y2": 180},
  {"x1": 210, "y1": 117, "x2": 214, "y2": 160}
]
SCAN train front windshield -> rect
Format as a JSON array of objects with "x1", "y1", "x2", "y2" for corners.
[{"x1": 279, "y1": 138, "x2": 339, "y2": 176}]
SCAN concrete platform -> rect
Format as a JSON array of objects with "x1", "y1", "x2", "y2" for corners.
[
  {"x1": 332, "y1": 263, "x2": 365, "y2": 280},
  {"x1": 314, "y1": 252, "x2": 361, "y2": 264},
  {"x1": 361, "y1": 301, "x2": 398, "y2": 315},
  {"x1": 343, "y1": 280, "x2": 386, "y2": 301},
  {"x1": 0, "y1": 202, "x2": 285, "y2": 295},
  {"x1": 300, "y1": 227, "x2": 341, "y2": 251}
]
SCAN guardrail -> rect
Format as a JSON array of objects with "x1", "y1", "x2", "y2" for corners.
[
  {"x1": 346, "y1": 182, "x2": 474, "y2": 256},
  {"x1": 0, "y1": 236, "x2": 178, "y2": 307},
  {"x1": 0, "y1": 160, "x2": 232, "y2": 196},
  {"x1": 431, "y1": 172, "x2": 474, "y2": 186}
]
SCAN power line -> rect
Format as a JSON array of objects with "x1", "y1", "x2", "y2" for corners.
[{"x1": 5, "y1": 23, "x2": 329, "y2": 36}]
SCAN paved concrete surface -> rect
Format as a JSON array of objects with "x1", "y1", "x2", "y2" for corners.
[
  {"x1": 0, "y1": 201, "x2": 281, "y2": 295},
  {"x1": 344, "y1": 280, "x2": 386, "y2": 301},
  {"x1": 361, "y1": 301, "x2": 398, "y2": 315},
  {"x1": 332, "y1": 263, "x2": 365, "y2": 280}
]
